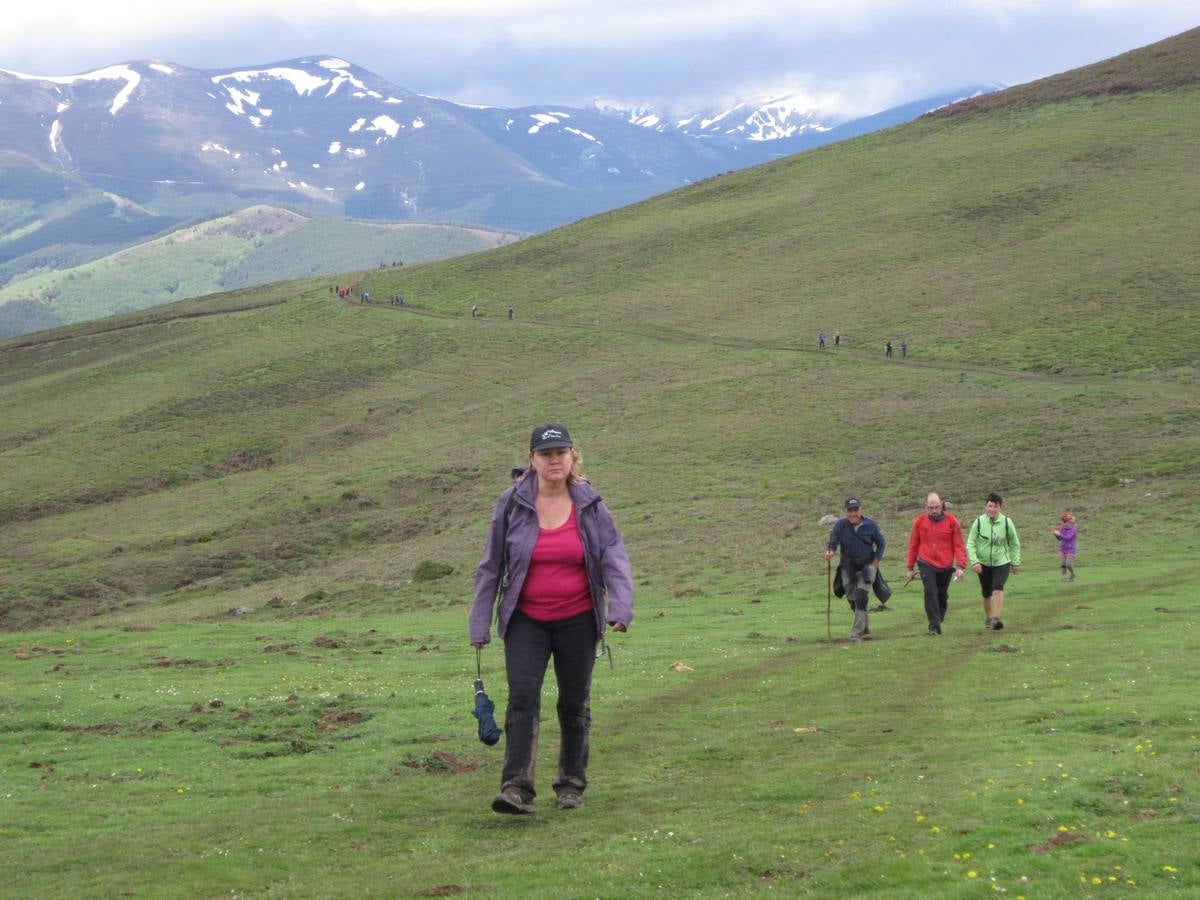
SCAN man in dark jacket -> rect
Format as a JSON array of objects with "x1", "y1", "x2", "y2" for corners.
[{"x1": 825, "y1": 497, "x2": 886, "y2": 641}]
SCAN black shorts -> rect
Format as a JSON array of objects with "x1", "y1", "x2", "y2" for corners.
[{"x1": 977, "y1": 563, "x2": 1011, "y2": 598}]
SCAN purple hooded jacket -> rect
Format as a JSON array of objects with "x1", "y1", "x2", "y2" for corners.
[
  {"x1": 1055, "y1": 523, "x2": 1077, "y2": 556},
  {"x1": 469, "y1": 468, "x2": 634, "y2": 645}
]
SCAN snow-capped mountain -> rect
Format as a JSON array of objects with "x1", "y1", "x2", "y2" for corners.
[
  {"x1": 614, "y1": 95, "x2": 834, "y2": 144},
  {"x1": 0, "y1": 55, "x2": 997, "y2": 248}
]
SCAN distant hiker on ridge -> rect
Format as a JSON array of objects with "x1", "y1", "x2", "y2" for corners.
[
  {"x1": 818, "y1": 331, "x2": 826, "y2": 350},
  {"x1": 834, "y1": 331, "x2": 840, "y2": 349},
  {"x1": 472, "y1": 304, "x2": 478, "y2": 318},
  {"x1": 901, "y1": 340, "x2": 907, "y2": 358},
  {"x1": 885, "y1": 339, "x2": 893, "y2": 358},
  {"x1": 508, "y1": 305, "x2": 514, "y2": 319}
]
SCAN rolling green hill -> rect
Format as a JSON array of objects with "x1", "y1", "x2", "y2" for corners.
[
  {"x1": 0, "y1": 207, "x2": 521, "y2": 337},
  {"x1": 1, "y1": 29, "x2": 1194, "y2": 629},
  {"x1": 0, "y1": 29, "x2": 1198, "y2": 898}
]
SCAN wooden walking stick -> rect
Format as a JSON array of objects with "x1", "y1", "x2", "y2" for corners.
[{"x1": 826, "y1": 556, "x2": 833, "y2": 642}]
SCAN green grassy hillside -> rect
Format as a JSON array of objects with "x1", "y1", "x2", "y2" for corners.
[
  {"x1": 0, "y1": 29, "x2": 1198, "y2": 898},
  {"x1": 0, "y1": 207, "x2": 521, "y2": 336}
]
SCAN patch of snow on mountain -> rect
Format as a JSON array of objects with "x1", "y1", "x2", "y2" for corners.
[
  {"x1": 346, "y1": 148, "x2": 366, "y2": 158},
  {"x1": 700, "y1": 107, "x2": 737, "y2": 130},
  {"x1": 628, "y1": 111, "x2": 660, "y2": 127},
  {"x1": 367, "y1": 115, "x2": 401, "y2": 137},
  {"x1": 214, "y1": 68, "x2": 328, "y2": 97},
  {"x1": 49, "y1": 120, "x2": 62, "y2": 153},
  {"x1": 528, "y1": 112, "x2": 568, "y2": 134},
  {"x1": 565, "y1": 127, "x2": 599, "y2": 143},
  {"x1": 386, "y1": 97, "x2": 404, "y2": 104},
  {"x1": 411, "y1": 118, "x2": 425, "y2": 129},
  {"x1": 315, "y1": 58, "x2": 372, "y2": 98},
  {"x1": 249, "y1": 116, "x2": 262, "y2": 127},
  {"x1": 56, "y1": 101, "x2": 70, "y2": 113},
  {"x1": 355, "y1": 182, "x2": 365, "y2": 191},
  {"x1": 328, "y1": 141, "x2": 341, "y2": 154},
  {"x1": 149, "y1": 63, "x2": 175, "y2": 75},
  {"x1": 349, "y1": 118, "x2": 366, "y2": 133},
  {"x1": 4, "y1": 65, "x2": 142, "y2": 115},
  {"x1": 221, "y1": 86, "x2": 262, "y2": 116}
]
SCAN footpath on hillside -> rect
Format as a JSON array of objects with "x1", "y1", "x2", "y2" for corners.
[{"x1": 347, "y1": 294, "x2": 1194, "y2": 397}]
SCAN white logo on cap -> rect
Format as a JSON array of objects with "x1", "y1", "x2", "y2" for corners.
[{"x1": 541, "y1": 429, "x2": 563, "y2": 439}]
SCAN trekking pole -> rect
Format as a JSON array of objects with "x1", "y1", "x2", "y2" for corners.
[{"x1": 826, "y1": 557, "x2": 833, "y2": 643}]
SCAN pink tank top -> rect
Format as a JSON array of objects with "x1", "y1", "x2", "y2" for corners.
[{"x1": 518, "y1": 504, "x2": 593, "y2": 621}]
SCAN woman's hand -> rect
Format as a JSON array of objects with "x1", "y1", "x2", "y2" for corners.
[
  {"x1": 972, "y1": 563, "x2": 983, "y2": 574},
  {"x1": 608, "y1": 622, "x2": 627, "y2": 633},
  {"x1": 471, "y1": 641, "x2": 487, "y2": 649}
]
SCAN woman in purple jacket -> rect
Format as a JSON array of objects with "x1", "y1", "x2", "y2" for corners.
[{"x1": 470, "y1": 424, "x2": 633, "y2": 815}]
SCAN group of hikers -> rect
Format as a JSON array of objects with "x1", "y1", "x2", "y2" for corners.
[
  {"x1": 335, "y1": 287, "x2": 518, "y2": 318},
  {"x1": 825, "y1": 492, "x2": 1079, "y2": 642},
  {"x1": 471, "y1": 304, "x2": 515, "y2": 319},
  {"x1": 466, "y1": 424, "x2": 1082, "y2": 815},
  {"x1": 817, "y1": 331, "x2": 908, "y2": 357}
]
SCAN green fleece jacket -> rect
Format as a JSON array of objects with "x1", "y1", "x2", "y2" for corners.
[{"x1": 967, "y1": 513, "x2": 1021, "y2": 568}]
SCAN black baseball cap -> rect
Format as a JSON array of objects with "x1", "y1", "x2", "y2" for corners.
[
  {"x1": 530, "y1": 424, "x2": 573, "y2": 452},
  {"x1": 844, "y1": 497, "x2": 862, "y2": 510}
]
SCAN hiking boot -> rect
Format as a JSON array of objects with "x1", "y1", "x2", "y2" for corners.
[
  {"x1": 491, "y1": 787, "x2": 534, "y2": 815},
  {"x1": 556, "y1": 789, "x2": 584, "y2": 810},
  {"x1": 985, "y1": 617, "x2": 996, "y2": 630},
  {"x1": 926, "y1": 625, "x2": 941, "y2": 636},
  {"x1": 992, "y1": 619, "x2": 1004, "y2": 631},
  {"x1": 1068, "y1": 573, "x2": 1076, "y2": 582}
]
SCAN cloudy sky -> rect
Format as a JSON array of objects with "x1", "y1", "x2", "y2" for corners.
[{"x1": 4, "y1": 1, "x2": 1195, "y2": 116}]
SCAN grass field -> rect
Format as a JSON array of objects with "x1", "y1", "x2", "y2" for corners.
[
  {"x1": 1, "y1": 29, "x2": 1198, "y2": 899},
  {"x1": 2, "y1": 554, "x2": 1197, "y2": 897}
]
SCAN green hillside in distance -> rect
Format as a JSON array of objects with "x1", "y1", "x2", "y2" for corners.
[
  {"x1": 0, "y1": 206, "x2": 521, "y2": 337},
  {"x1": 361, "y1": 39, "x2": 1199, "y2": 378},
  {"x1": 1, "y1": 27, "x2": 1197, "y2": 633}
]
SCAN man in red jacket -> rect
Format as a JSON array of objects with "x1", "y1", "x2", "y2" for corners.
[{"x1": 906, "y1": 493, "x2": 966, "y2": 635}]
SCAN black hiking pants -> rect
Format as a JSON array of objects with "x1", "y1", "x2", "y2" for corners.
[
  {"x1": 918, "y1": 560, "x2": 954, "y2": 629},
  {"x1": 501, "y1": 610, "x2": 596, "y2": 801}
]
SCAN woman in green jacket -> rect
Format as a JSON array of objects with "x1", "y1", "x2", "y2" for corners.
[{"x1": 967, "y1": 492, "x2": 1021, "y2": 631}]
